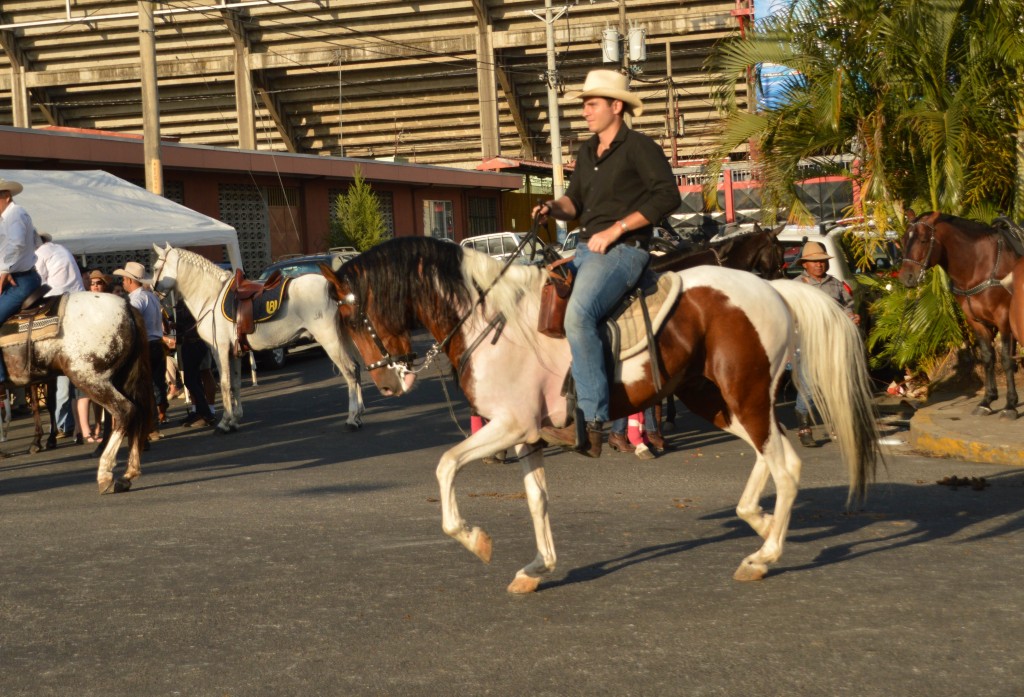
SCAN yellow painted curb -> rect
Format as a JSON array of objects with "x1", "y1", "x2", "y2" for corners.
[{"x1": 909, "y1": 408, "x2": 1024, "y2": 466}]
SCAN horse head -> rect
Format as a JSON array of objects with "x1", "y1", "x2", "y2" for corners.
[
  {"x1": 320, "y1": 260, "x2": 418, "y2": 397},
  {"x1": 898, "y1": 212, "x2": 942, "y2": 287},
  {"x1": 151, "y1": 242, "x2": 178, "y2": 294},
  {"x1": 749, "y1": 224, "x2": 786, "y2": 279}
]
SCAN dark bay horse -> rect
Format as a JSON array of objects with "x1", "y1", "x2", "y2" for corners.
[
  {"x1": 898, "y1": 212, "x2": 1020, "y2": 418},
  {"x1": 651, "y1": 223, "x2": 786, "y2": 279},
  {"x1": 324, "y1": 237, "x2": 881, "y2": 592}
]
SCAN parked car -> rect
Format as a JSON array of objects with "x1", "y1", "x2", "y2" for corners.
[
  {"x1": 461, "y1": 231, "x2": 545, "y2": 265},
  {"x1": 559, "y1": 230, "x2": 579, "y2": 258},
  {"x1": 246, "y1": 248, "x2": 359, "y2": 369}
]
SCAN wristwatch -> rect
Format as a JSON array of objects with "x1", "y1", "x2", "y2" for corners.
[{"x1": 618, "y1": 220, "x2": 628, "y2": 234}]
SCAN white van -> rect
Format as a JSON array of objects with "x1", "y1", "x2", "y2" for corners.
[{"x1": 461, "y1": 232, "x2": 545, "y2": 265}]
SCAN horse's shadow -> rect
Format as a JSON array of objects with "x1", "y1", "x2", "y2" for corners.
[{"x1": 540, "y1": 469, "x2": 1024, "y2": 590}]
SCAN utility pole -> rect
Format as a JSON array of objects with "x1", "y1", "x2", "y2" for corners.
[
  {"x1": 532, "y1": 1, "x2": 568, "y2": 238},
  {"x1": 138, "y1": 1, "x2": 163, "y2": 195}
]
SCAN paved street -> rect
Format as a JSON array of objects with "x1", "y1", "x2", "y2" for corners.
[{"x1": 1, "y1": 346, "x2": 1022, "y2": 697}]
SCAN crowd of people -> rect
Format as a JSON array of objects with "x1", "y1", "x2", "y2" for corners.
[{"x1": 0, "y1": 176, "x2": 218, "y2": 449}]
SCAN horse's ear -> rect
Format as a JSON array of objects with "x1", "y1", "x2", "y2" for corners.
[
  {"x1": 906, "y1": 208, "x2": 916, "y2": 221},
  {"x1": 153, "y1": 242, "x2": 163, "y2": 255}
]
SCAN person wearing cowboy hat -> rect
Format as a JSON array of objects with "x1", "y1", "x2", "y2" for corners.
[
  {"x1": 792, "y1": 240, "x2": 861, "y2": 447},
  {"x1": 0, "y1": 178, "x2": 43, "y2": 384},
  {"x1": 114, "y1": 260, "x2": 167, "y2": 439},
  {"x1": 533, "y1": 68, "x2": 680, "y2": 458}
]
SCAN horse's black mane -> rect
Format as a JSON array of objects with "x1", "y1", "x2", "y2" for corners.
[{"x1": 339, "y1": 237, "x2": 471, "y2": 334}]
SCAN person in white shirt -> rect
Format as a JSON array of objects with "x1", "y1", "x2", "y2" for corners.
[
  {"x1": 35, "y1": 232, "x2": 84, "y2": 296},
  {"x1": 34, "y1": 232, "x2": 86, "y2": 439},
  {"x1": 113, "y1": 261, "x2": 167, "y2": 439},
  {"x1": 0, "y1": 178, "x2": 43, "y2": 384}
]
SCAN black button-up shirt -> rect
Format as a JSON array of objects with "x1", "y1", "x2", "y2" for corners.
[{"x1": 564, "y1": 125, "x2": 681, "y2": 245}]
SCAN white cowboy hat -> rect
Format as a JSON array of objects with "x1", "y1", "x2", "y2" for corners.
[
  {"x1": 0, "y1": 178, "x2": 24, "y2": 196},
  {"x1": 798, "y1": 241, "x2": 833, "y2": 262},
  {"x1": 568, "y1": 69, "x2": 644, "y2": 117},
  {"x1": 113, "y1": 261, "x2": 152, "y2": 285}
]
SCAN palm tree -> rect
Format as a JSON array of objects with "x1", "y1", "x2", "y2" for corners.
[
  {"x1": 705, "y1": 0, "x2": 1024, "y2": 224},
  {"x1": 704, "y1": 0, "x2": 1024, "y2": 373}
]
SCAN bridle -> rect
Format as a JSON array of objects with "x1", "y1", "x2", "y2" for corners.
[
  {"x1": 339, "y1": 292, "x2": 420, "y2": 373},
  {"x1": 903, "y1": 219, "x2": 1007, "y2": 296},
  {"x1": 901, "y1": 220, "x2": 938, "y2": 286},
  {"x1": 340, "y1": 215, "x2": 545, "y2": 376}
]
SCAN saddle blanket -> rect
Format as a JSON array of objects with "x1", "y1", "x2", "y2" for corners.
[
  {"x1": 609, "y1": 272, "x2": 682, "y2": 361},
  {"x1": 0, "y1": 294, "x2": 67, "y2": 350},
  {"x1": 220, "y1": 275, "x2": 292, "y2": 325}
]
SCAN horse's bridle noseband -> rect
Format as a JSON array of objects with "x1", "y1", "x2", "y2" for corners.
[
  {"x1": 339, "y1": 292, "x2": 419, "y2": 372},
  {"x1": 902, "y1": 221, "x2": 938, "y2": 285}
]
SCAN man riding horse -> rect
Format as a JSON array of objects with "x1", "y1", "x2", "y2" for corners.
[
  {"x1": 0, "y1": 178, "x2": 43, "y2": 385},
  {"x1": 533, "y1": 69, "x2": 681, "y2": 457}
]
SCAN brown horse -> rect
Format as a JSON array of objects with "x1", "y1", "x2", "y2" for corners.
[
  {"x1": 652, "y1": 223, "x2": 786, "y2": 279},
  {"x1": 324, "y1": 237, "x2": 880, "y2": 592},
  {"x1": 898, "y1": 212, "x2": 1020, "y2": 418}
]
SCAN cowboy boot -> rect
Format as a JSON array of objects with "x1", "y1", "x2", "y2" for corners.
[
  {"x1": 541, "y1": 413, "x2": 603, "y2": 458},
  {"x1": 647, "y1": 431, "x2": 667, "y2": 454},
  {"x1": 796, "y1": 411, "x2": 816, "y2": 448},
  {"x1": 581, "y1": 420, "x2": 603, "y2": 458},
  {"x1": 608, "y1": 431, "x2": 635, "y2": 453}
]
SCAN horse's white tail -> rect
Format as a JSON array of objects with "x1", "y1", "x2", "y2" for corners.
[{"x1": 770, "y1": 279, "x2": 882, "y2": 503}]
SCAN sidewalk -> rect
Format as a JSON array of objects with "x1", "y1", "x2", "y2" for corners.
[{"x1": 905, "y1": 389, "x2": 1024, "y2": 466}]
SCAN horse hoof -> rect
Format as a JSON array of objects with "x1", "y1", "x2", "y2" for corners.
[
  {"x1": 999, "y1": 409, "x2": 1018, "y2": 420},
  {"x1": 470, "y1": 528, "x2": 493, "y2": 564},
  {"x1": 507, "y1": 574, "x2": 541, "y2": 594},
  {"x1": 28, "y1": 444, "x2": 40, "y2": 455},
  {"x1": 342, "y1": 422, "x2": 361, "y2": 432},
  {"x1": 733, "y1": 561, "x2": 768, "y2": 582},
  {"x1": 98, "y1": 477, "x2": 116, "y2": 495},
  {"x1": 113, "y1": 478, "x2": 133, "y2": 493},
  {"x1": 972, "y1": 406, "x2": 994, "y2": 416}
]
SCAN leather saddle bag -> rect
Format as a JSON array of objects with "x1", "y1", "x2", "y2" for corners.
[{"x1": 537, "y1": 257, "x2": 575, "y2": 339}]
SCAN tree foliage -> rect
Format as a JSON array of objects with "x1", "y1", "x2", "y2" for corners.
[
  {"x1": 705, "y1": 0, "x2": 1024, "y2": 374},
  {"x1": 330, "y1": 166, "x2": 388, "y2": 251},
  {"x1": 705, "y1": 0, "x2": 1024, "y2": 225}
]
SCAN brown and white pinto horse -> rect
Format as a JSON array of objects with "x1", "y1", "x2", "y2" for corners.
[
  {"x1": 325, "y1": 237, "x2": 881, "y2": 592},
  {"x1": 898, "y1": 212, "x2": 1020, "y2": 418}
]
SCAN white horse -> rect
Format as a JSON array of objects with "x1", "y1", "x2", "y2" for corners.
[{"x1": 151, "y1": 243, "x2": 364, "y2": 433}]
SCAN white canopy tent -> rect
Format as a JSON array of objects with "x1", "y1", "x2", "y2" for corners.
[{"x1": 0, "y1": 169, "x2": 242, "y2": 268}]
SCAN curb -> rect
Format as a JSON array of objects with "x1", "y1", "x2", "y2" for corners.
[{"x1": 909, "y1": 402, "x2": 1024, "y2": 466}]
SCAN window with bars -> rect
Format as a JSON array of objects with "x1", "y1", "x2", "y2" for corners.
[{"x1": 468, "y1": 196, "x2": 498, "y2": 235}]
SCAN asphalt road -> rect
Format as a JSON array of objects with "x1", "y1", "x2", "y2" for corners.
[{"x1": 1, "y1": 345, "x2": 1022, "y2": 697}]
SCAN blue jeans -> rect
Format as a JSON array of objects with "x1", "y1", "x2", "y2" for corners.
[
  {"x1": 793, "y1": 348, "x2": 814, "y2": 417},
  {"x1": 55, "y1": 376, "x2": 76, "y2": 434},
  {"x1": 0, "y1": 269, "x2": 42, "y2": 382},
  {"x1": 565, "y1": 242, "x2": 649, "y2": 423}
]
